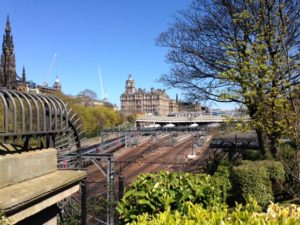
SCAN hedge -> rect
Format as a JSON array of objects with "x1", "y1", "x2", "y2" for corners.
[
  {"x1": 212, "y1": 163, "x2": 232, "y2": 203},
  {"x1": 231, "y1": 160, "x2": 285, "y2": 208},
  {"x1": 242, "y1": 149, "x2": 261, "y2": 161}
]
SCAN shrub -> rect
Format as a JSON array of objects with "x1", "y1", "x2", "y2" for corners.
[
  {"x1": 231, "y1": 160, "x2": 285, "y2": 208},
  {"x1": 262, "y1": 161, "x2": 285, "y2": 182},
  {"x1": 242, "y1": 149, "x2": 261, "y2": 161},
  {"x1": 0, "y1": 212, "x2": 10, "y2": 225},
  {"x1": 278, "y1": 143, "x2": 300, "y2": 198},
  {"x1": 129, "y1": 198, "x2": 300, "y2": 225},
  {"x1": 212, "y1": 163, "x2": 232, "y2": 203},
  {"x1": 117, "y1": 172, "x2": 223, "y2": 224}
]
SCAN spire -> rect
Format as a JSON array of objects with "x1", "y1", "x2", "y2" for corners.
[
  {"x1": 22, "y1": 66, "x2": 26, "y2": 83},
  {"x1": 4, "y1": 15, "x2": 13, "y2": 48},
  {"x1": 0, "y1": 15, "x2": 17, "y2": 89},
  {"x1": 5, "y1": 15, "x2": 11, "y2": 33}
]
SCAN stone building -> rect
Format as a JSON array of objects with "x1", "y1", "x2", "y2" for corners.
[
  {"x1": 36, "y1": 76, "x2": 62, "y2": 94},
  {"x1": 169, "y1": 99, "x2": 179, "y2": 113},
  {"x1": 178, "y1": 101, "x2": 201, "y2": 112},
  {"x1": 120, "y1": 75, "x2": 176, "y2": 116}
]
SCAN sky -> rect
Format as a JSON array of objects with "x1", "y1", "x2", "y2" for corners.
[{"x1": 0, "y1": 0, "x2": 233, "y2": 109}]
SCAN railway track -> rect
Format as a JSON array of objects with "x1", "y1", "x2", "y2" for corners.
[
  {"x1": 86, "y1": 132, "x2": 214, "y2": 196},
  {"x1": 114, "y1": 134, "x2": 195, "y2": 182}
]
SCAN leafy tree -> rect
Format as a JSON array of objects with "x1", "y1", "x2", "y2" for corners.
[
  {"x1": 157, "y1": 0, "x2": 300, "y2": 157},
  {"x1": 126, "y1": 114, "x2": 136, "y2": 124},
  {"x1": 52, "y1": 92, "x2": 124, "y2": 134}
]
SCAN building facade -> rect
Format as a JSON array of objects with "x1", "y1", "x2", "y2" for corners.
[
  {"x1": 169, "y1": 99, "x2": 179, "y2": 113},
  {"x1": 120, "y1": 75, "x2": 173, "y2": 116}
]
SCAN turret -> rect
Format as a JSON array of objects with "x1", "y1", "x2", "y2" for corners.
[
  {"x1": 125, "y1": 74, "x2": 135, "y2": 94},
  {"x1": 21, "y1": 66, "x2": 26, "y2": 83},
  {"x1": 53, "y1": 75, "x2": 62, "y2": 91}
]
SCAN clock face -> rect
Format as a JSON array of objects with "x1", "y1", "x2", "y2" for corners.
[{"x1": 127, "y1": 80, "x2": 133, "y2": 87}]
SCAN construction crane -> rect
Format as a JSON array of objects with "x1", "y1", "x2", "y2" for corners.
[
  {"x1": 43, "y1": 53, "x2": 57, "y2": 86},
  {"x1": 98, "y1": 66, "x2": 108, "y2": 102}
]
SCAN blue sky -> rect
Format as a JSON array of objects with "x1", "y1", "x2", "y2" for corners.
[{"x1": 0, "y1": 0, "x2": 233, "y2": 109}]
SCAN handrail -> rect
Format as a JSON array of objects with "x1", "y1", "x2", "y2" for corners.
[{"x1": 0, "y1": 89, "x2": 85, "y2": 152}]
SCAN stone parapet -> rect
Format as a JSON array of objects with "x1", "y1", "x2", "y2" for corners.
[
  {"x1": 0, "y1": 148, "x2": 57, "y2": 189},
  {"x1": 0, "y1": 170, "x2": 86, "y2": 211}
]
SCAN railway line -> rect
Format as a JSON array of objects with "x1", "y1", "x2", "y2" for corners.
[
  {"x1": 58, "y1": 130, "x2": 213, "y2": 199},
  {"x1": 87, "y1": 132, "x2": 211, "y2": 185},
  {"x1": 114, "y1": 135, "x2": 195, "y2": 183}
]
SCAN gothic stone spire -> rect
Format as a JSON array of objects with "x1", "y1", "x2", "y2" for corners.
[
  {"x1": 0, "y1": 15, "x2": 17, "y2": 89},
  {"x1": 22, "y1": 66, "x2": 26, "y2": 83}
]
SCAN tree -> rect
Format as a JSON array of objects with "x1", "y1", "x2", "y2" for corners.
[
  {"x1": 157, "y1": 0, "x2": 300, "y2": 157},
  {"x1": 52, "y1": 91, "x2": 124, "y2": 134},
  {"x1": 126, "y1": 114, "x2": 136, "y2": 124},
  {"x1": 78, "y1": 89, "x2": 97, "y2": 106}
]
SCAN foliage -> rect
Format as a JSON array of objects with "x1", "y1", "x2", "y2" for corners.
[
  {"x1": 157, "y1": 0, "x2": 300, "y2": 157},
  {"x1": 87, "y1": 196, "x2": 110, "y2": 224},
  {"x1": 129, "y1": 198, "x2": 300, "y2": 225},
  {"x1": 117, "y1": 172, "x2": 223, "y2": 224},
  {"x1": 278, "y1": 143, "x2": 300, "y2": 198},
  {"x1": 57, "y1": 200, "x2": 81, "y2": 225},
  {"x1": 126, "y1": 114, "x2": 136, "y2": 124},
  {"x1": 0, "y1": 211, "x2": 10, "y2": 225},
  {"x1": 231, "y1": 160, "x2": 285, "y2": 208},
  {"x1": 88, "y1": 196, "x2": 107, "y2": 216},
  {"x1": 242, "y1": 149, "x2": 262, "y2": 161},
  {"x1": 52, "y1": 92, "x2": 124, "y2": 133},
  {"x1": 73, "y1": 104, "x2": 122, "y2": 133},
  {"x1": 212, "y1": 163, "x2": 232, "y2": 203}
]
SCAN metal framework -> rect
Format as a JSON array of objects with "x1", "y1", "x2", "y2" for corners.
[
  {"x1": 61, "y1": 152, "x2": 115, "y2": 225},
  {"x1": 82, "y1": 153, "x2": 114, "y2": 225},
  {"x1": 0, "y1": 89, "x2": 85, "y2": 153}
]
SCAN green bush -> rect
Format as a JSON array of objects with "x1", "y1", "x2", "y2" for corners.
[
  {"x1": 231, "y1": 160, "x2": 285, "y2": 208},
  {"x1": 263, "y1": 160, "x2": 285, "y2": 182},
  {"x1": 129, "y1": 198, "x2": 300, "y2": 225},
  {"x1": 212, "y1": 163, "x2": 232, "y2": 203},
  {"x1": 0, "y1": 211, "x2": 10, "y2": 225},
  {"x1": 242, "y1": 149, "x2": 261, "y2": 161},
  {"x1": 278, "y1": 143, "x2": 300, "y2": 198},
  {"x1": 117, "y1": 172, "x2": 223, "y2": 224}
]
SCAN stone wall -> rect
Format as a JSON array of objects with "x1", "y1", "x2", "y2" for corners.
[{"x1": 0, "y1": 148, "x2": 57, "y2": 189}]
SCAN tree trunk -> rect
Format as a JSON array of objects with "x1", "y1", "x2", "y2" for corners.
[
  {"x1": 255, "y1": 128, "x2": 266, "y2": 157},
  {"x1": 269, "y1": 136, "x2": 278, "y2": 158}
]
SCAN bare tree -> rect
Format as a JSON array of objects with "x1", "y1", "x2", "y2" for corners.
[
  {"x1": 157, "y1": 0, "x2": 300, "y2": 156},
  {"x1": 78, "y1": 89, "x2": 97, "y2": 106}
]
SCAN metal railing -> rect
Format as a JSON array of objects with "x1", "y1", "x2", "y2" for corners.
[{"x1": 0, "y1": 88, "x2": 85, "y2": 153}]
